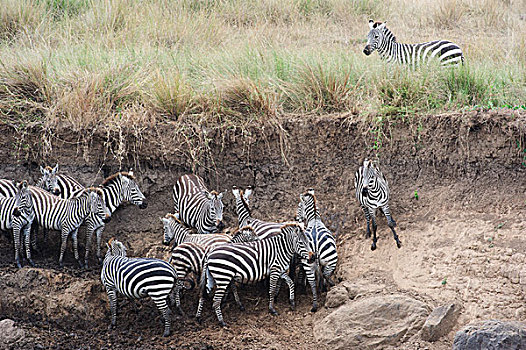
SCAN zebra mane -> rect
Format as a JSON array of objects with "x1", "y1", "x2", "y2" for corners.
[
  {"x1": 302, "y1": 190, "x2": 318, "y2": 213},
  {"x1": 43, "y1": 165, "x2": 53, "y2": 171},
  {"x1": 101, "y1": 171, "x2": 136, "y2": 186},
  {"x1": 239, "y1": 190, "x2": 252, "y2": 216},
  {"x1": 84, "y1": 187, "x2": 104, "y2": 197},
  {"x1": 231, "y1": 225, "x2": 255, "y2": 235},
  {"x1": 280, "y1": 223, "x2": 302, "y2": 230},
  {"x1": 164, "y1": 213, "x2": 194, "y2": 231}
]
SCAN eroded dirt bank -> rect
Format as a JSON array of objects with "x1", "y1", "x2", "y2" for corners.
[{"x1": 0, "y1": 110, "x2": 525, "y2": 349}]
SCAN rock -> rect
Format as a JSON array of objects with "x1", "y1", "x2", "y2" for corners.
[
  {"x1": 314, "y1": 294, "x2": 430, "y2": 349},
  {"x1": 325, "y1": 285, "x2": 348, "y2": 308},
  {"x1": 453, "y1": 320, "x2": 526, "y2": 350},
  {"x1": 0, "y1": 319, "x2": 25, "y2": 346},
  {"x1": 420, "y1": 303, "x2": 461, "y2": 342}
]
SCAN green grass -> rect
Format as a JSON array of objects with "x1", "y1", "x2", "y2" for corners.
[{"x1": 0, "y1": 0, "x2": 525, "y2": 129}]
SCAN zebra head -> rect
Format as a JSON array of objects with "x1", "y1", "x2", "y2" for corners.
[
  {"x1": 106, "y1": 238, "x2": 127, "y2": 258},
  {"x1": 86, "y1": 187, "x2": 111, "y2": 223},
  {"x1": 297, "y1": 189, "x2": 318, "y2": 223},
  {"x1": 161, "y1": 214, "x2": 191, "y2": 246},
  {"x1": 364, "y1": 20, "x2": 387, "y2": 56},
  {"x1": 231, "y1": 225, "x2": 259, "y2": 243},
  {"x1": 39, "y1": 164, "x2": 60, "y2": 195},
  {"x1": 361, "y1": 158, "x2": 381, "y2": 196},
  {"x1": 206, "y1": 191, "x2": 225, "y2": 231},
  {"x1": 281, "y1": 224, "x2": 314, "y2": 263},
  {"x1": 120, "y1": 172, "x2": 148, "y2": 209},
  {"x1": 13, "y1": 180, "x2": 33, "y2": 219}
]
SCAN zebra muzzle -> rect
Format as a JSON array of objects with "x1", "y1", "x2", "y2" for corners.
[
  {"x1": 363, "y1": 45, "x2": 372, "y2": 55},
  {"x1": 13, "y1": 207, "x2": 21, "y2": 217},
  {"x1": 102, "y1": 215, "x2": 111, "y2": 223},
  {"x1": 362, "y1": 187, "x2": 369, "y2": 196},
  {"x1": 139, "y1": 201, "x2": 148, "y2": 209}
]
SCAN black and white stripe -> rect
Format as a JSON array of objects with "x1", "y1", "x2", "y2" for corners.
[
  {"x1": 161, "y1": 213, "x2": 233, "y2": 248},
  {"x1": 0, "y1": 178, "x2": 18, "y2": 198},
  {"x1": 354, "y1": 158, "x2": 401, "y2": 250},
  {"x1": 30, "y1": 185, "x2": 110, "y2": 268},
  {"x1": 37, "y1": 165, "x2": 84, "y2": 198},
  {"x1": 363, "y1": 20, "x2": 464, "y2": 67},
  {"x1": 168, "y1": 226, "x2": 258, "y2": 317},
  {"x1": 232, "y1": 186, "x2": 290, "y2": 239},
  {"x1": 296, "y1": 190, "x2": 338, "y2": 312},
  {"x1": 101, "y1": 239, "x2": 177, "y2": 337},
  {"x1": 172, "y1": 174, "x2": 224, "y2": 234},
  {"x1": 201, "y1": 223, "x2": 312, "y2": 327},
  {"x1": 0, "y1": 181, "x2": 35, "y2": 267}
]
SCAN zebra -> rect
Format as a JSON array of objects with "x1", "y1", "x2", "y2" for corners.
[
  {"x1": 172, "y1": 174, "x2": 224, "y2": 234},
  {"x1": 101, "y1": 238, "x2": 177, "y2": 337},
  {"x1": 161, "y1": 213, "x2": 234, "y2": 249},
  {"x1": 30, "y1": 185, "x2": 110, "y2": 268},
  {"x1": 0, "y1": 181, "x2": 35, "y2": 267},
  {"x1": 354, "y1": 158, "x2": 401, "y2": 250},
  {"x1": 201, "y1": 223, "x2": 313, "y2": 327},
  {"x1": 169, "y1": 226, "x2": 258, "y2": 316},
  {"x1": 37, "y1": 164, "x2": 84, "y2": 198},
  {"x1": 36, "y1": 168, "x2": 148, "y2": 267},
  {"x1": 363, "y1": 20, "x2": 464, "y2": 67},
  {"x1": 232, "y1": 185, "x2": 291, "y2": 239},
  {"x1": 295, "y1": 189, "x2": 338, "y2": 312}
]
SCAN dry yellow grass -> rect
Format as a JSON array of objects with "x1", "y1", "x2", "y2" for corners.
[{"x1": 0, "y1": 0, "x2": 524, "y2": 129}]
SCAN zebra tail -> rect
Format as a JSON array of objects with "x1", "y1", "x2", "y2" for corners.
[{"x1": 198, "y1": 260, "x2": 215, "y2": 296}]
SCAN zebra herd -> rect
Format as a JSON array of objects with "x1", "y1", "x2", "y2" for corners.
[{"x1": 0, "y1": 158, "x2": 399, "y2": 336}]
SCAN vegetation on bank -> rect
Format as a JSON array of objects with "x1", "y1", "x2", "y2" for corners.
[{"x1": 0, "y1": 0, "x2": 525, "y2": 130}]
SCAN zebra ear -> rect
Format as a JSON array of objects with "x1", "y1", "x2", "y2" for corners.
[
  {"x1": 369, "y1": 19, "x2": 374, "y2": 29},
  {"x1": 378, "y1": 22, "x2": 386, "y2": 29},
  {"x1": 217, "y1": 192, "x2": 224, "y2": 200},
  {"x1": 40, "y1": 166, "x2": 45, "y2": 174},
  {"x1": 244, "y1": 187, "x2": 253, "y2": 200},
  {"x1": 52, "y1": 164, "x2": 59, "y2": 174}
]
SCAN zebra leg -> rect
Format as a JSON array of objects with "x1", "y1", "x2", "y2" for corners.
[
  {"x1": 212, "y1": 285, "x2": 228, "y2": 327},
  {"x1": 71, "y1": 228, "x2": 84, "y2": 269},
  {"x1": 107, "y1": 289, "x2": 118, "y2": 330},
  {"x1": 84, "y1": 222, "x2": 94, "y2": 268},
  {"x1": 154, "y1": 301, "x2": 171, "y2": 337},
  {"x1": 268, "y1": 272, "x2": 280, "y2": 316},
  {"x1": 383, "y1": 205, "x2": 401, "y2": 248},
  {"x1": 230, "y1": 283, "x2": 245, "y2": 311},
  {"x1": 13, "y1": 224, "x2": 22, "y2": 268},
  {"x1": 23, "y1": 225, "x2": 35, "y2": 267},
  {"x1": 362, "y1": 205, "x2": 371, "y2": 238},
  {"x1": 370, "y1": 209, "x2": 378, "y2": 251},
  {"x1": 279, "y1": 272, "x2": 296, "y2": 311},
  {"x1": 58, "y1": 228, "x2": 69, "y2": 268},
  {"x1": 304, "y1": 263, "x2": 318, "y2": 312},
  {"x1": 95, "y1": 225, "x2": 105, "y2": 264},
  {"x1": 174, "y1": 279, "x2": 185, "y2": 315}
]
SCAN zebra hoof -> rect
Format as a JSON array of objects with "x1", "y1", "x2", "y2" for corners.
[
  {"x1": 371, "y1": 243, "x2": 377, "y2": 251},
  {"x1": 396, "y1": 241, "x2": 402, "y2": 249},
  {"x1": 219, "y1": 321, "x2": 227, "y2": 328},
  {"x1": 195, "y1": 317, "x2": 202, "y2": 324},
  {"x1": 289, "y1": 300, "x2": 295, "y2": 311},
  {"x1": 28, "y1": 259, "x2": 35, "y2": 267},
  {"x1": 77, "y1": 260, "x2": 85, "y2": 269},
  {"x1": 162, "y1": 330, "x2": 170, "y2": 337},
  {"x1": 15, "y1": 260, "x2": 22, "y2": 269},
  {"x1": 239, "y1": 305, "x2": 245, "y2": 312},
  {"x1": 311, "y1": 305, "x2": 318, "y2": 313},
  {"x1": 269, "y1": 309, "x2": 278, "y2": 316}
]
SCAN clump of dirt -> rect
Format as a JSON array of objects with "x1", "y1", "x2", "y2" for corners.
[{"x1": 0, "y1": 109, "x2": 525, "y2": 349}]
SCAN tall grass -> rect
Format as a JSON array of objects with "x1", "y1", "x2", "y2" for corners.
[{"x1": 0, "y1": 0, "x2": 524, "y2": 130}]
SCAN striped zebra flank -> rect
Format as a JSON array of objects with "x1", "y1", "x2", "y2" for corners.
[
  {"x1": 354, "y1": 158, "x2": 401, "y2": 250},
  {"x1": 363, "y1": 20, "x2": 464, "y2": 67},
  {"x1": 201, "y1": 223, "x2": 313, "y2": 327},
  {"x1": 30, "y1": 185, "x2": 110, "y2": 268},
  {"x1": 172, "y1": 174, "x2": 224, "y2": 234},
  {"x1": 296, "y1": 189, "x2": 338, "y2": 312},
  {"x1": 0, "y1": 178, "x2": 19, "y2": 198},
  {"x1": 161, "y1": 213, "x2": 233, "y2": 249},
  {"x1": 167, "y1": 226, "x2": 259, "y2": 318},
  {"x1": 232, "y1": 185, "x2": 292, "y2": 239},
  {"x1": 37, "y1": 167, "x2": 147, "y2": 267},
  {"x1": 101, "y1": 238, "x2": 177, "y2": 337},
  {"x1": 0, "y1": 181, "x2": 35, "y2": 267}
]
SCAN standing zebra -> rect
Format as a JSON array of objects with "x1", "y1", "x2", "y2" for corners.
[
  {"x1": 30, "y1": 185, "x2": 110, "y2": 268},
  {"x1": 354, "y1": 158, "x2": 401, "y2": 250},
  {"x1": 36, "y1": 168, "x2": 147, "y2": 266},
  {"x1": 201, "y1": 223, "x2": 313, "y2": 327},
  {"x1": 172, "y1": 174, "x2": 224, "y2": 234},
  {"x1": 363, "y1": 20, "x2": 464, "y2": 67},
  {"x1": 169, "y1": 226, "x2": 258, "y2": 316},
  {"x1": 0, "y1": 181, "x2": 35, "y2": 267},
  {"x1": 296, "y1": 189, "x2": 338, "y2": 312},
  {"x1": 161, "y1": 213, "x2": 236, "y2": 248},
  {"x1": 101, "y1": 238, "x2": 177, "y2": 337},
  {"x1": 232, "y1": 186, "x2": 289, "y2": 239}
]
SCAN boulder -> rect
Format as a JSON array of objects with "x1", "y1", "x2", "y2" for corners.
[
  {"x1": 314, "y1": 294, "x2": 430, "y2": 349},
  {"x1": 325, "y1": 285, "x2": 348, "y2": 308},
  {"x1": 0, "y1": 319, "x2": 25, "y2": 346},
  {"x1": 420, "y1": 303, "x2": 461, "y2": 342},
  {"x1": 453, "y1": 320, "x2": 526, "y2": 350}
]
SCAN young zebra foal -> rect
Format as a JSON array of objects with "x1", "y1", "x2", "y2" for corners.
[
  {"x1": 202, "y1": 223, "x2": 313, "y2": 327},
  {"x1": 101, "y1": 238, "x2": 177, "y2": 337},
  {"x1": 354, "y1": 158, "x2": 401, "y2": 250},
  {"x1": 363, "y1": 20, "x2": 464, "y2": 67}
]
